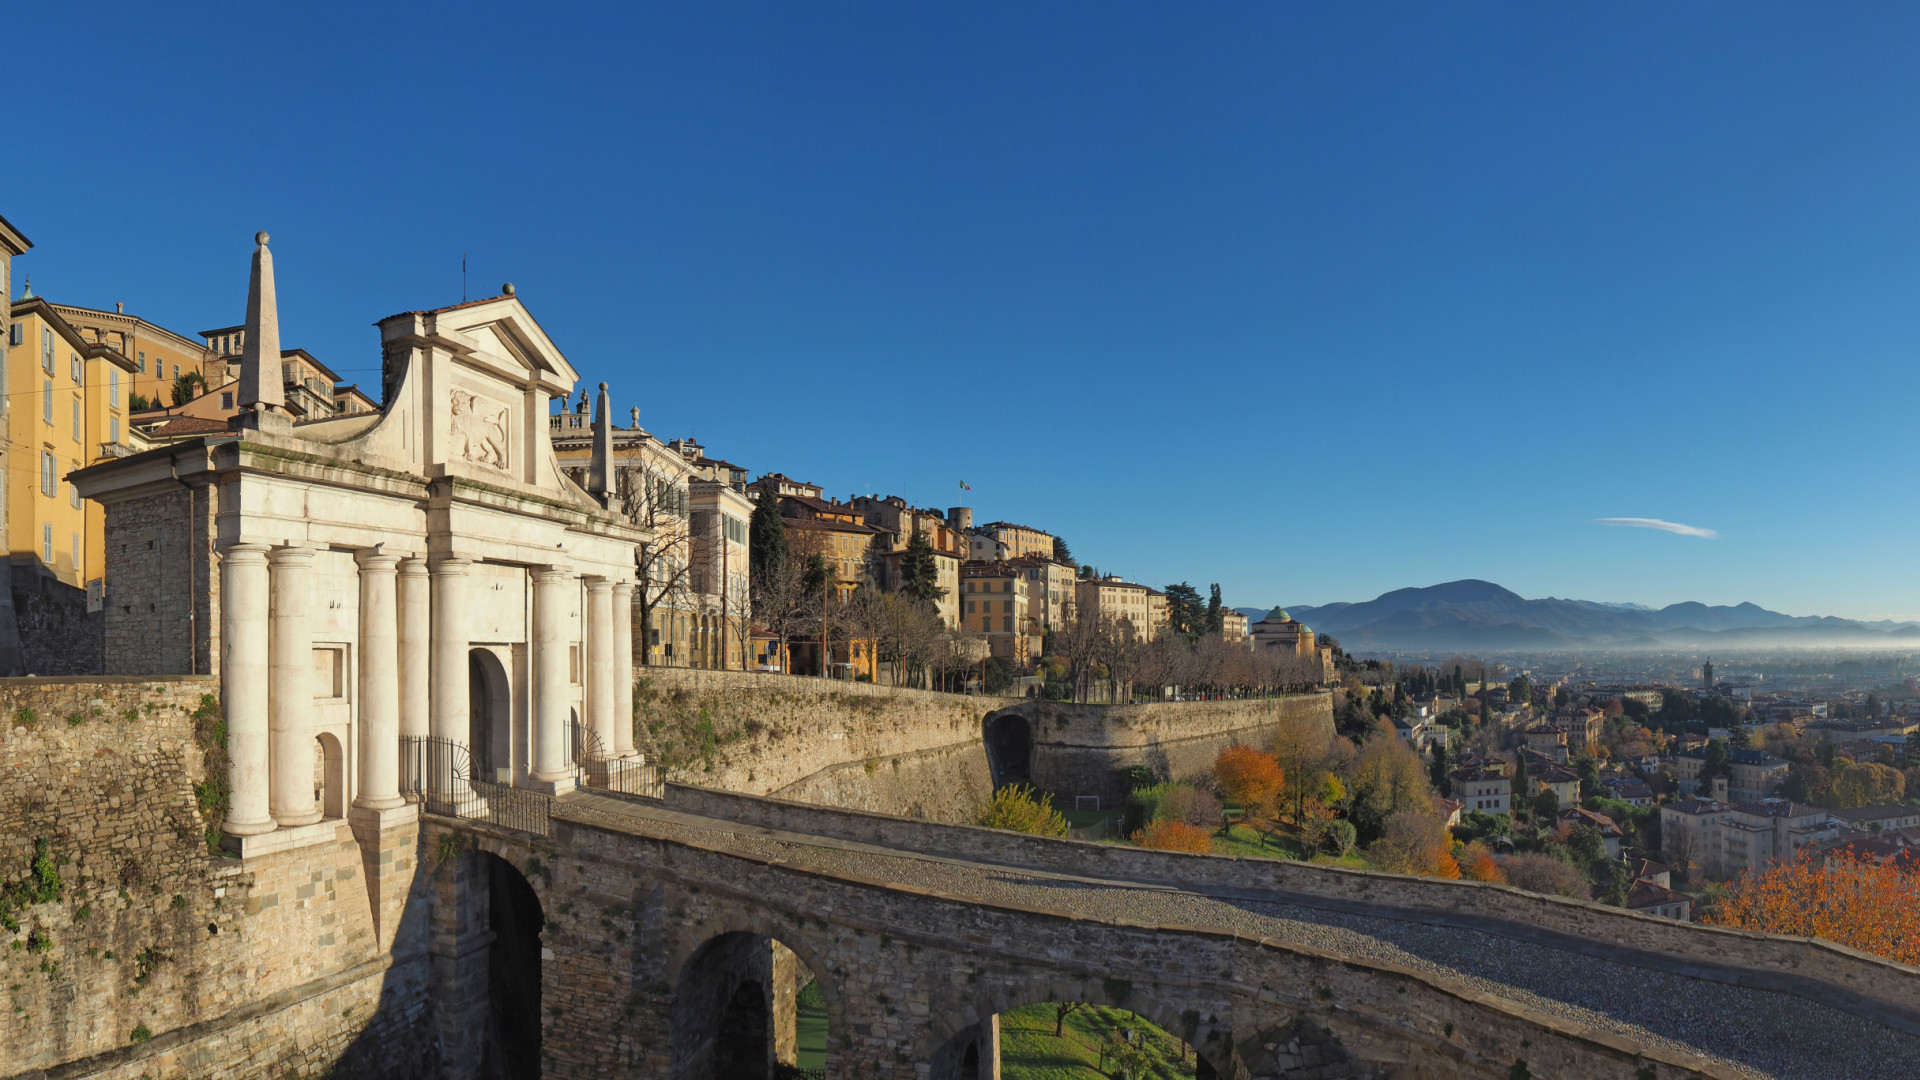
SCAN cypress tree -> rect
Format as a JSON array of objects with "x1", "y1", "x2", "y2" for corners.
[
  {"x1": 1205, "y1": 583, "x2": 1224, "y2": 635},
  {"x1": 748, "y1": 477, "x2": 789, "y2": 599},
  {"x1": 901, "y1": 527, "x2": 945, "y2": 603}
]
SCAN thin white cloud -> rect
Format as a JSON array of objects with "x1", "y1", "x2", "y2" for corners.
[{"x1": 1594, "y1": 517, "x2": 1719, "y2": 539}]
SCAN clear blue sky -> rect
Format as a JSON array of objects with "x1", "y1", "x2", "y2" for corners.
[{"x1": 11, "y1": 4, "x2": 1920, "y2": 619}]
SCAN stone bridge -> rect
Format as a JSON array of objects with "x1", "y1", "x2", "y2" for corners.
[{"x1": 419, "y1": 786, "x2": 1920, "y2": 1080}]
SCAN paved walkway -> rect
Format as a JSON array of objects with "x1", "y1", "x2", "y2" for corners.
[{"x1": 556, "y1": 792, "x2": 1918, "y2": 1080}]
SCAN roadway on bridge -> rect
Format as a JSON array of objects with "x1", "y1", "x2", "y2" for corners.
[{"x1": 554, "y1": 791, "x2": 1915, "y2": 1080}]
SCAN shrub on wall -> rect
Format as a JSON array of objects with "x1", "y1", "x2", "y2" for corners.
[
  {"x1": 1130, "y1": 820, "x2": 1214, "y2": 853},
  {"x1": 975, "y1": 785, "x2": 1068, "y2": 837}
]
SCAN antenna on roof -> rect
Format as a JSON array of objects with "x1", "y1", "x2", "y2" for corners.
[{"x1": 462, "y1": 253, "x2": 467, "y2": 303}]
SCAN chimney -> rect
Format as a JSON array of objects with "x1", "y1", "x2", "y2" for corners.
[
  {"x1": 587, "y1": 382, "x2": 611, "y2": 506},
  {"x1": 115, "y1": 302, "x2": 124, "y2": 314}
]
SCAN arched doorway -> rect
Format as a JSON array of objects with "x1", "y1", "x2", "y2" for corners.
[
  {"x1": 315, "y1": 733, "x2": 345, "y2": 819},
  {"x1": 469, "y1": 649, "x2": 510, "y2": 781},
  {"x1": 984, "y1": 713, "x2": 1032, "y2": 789},
  {"x1": 674, "y1": 932, "x2": 826, "y2": 1080},
  {"x1": 478, "y1": 851, "x2": 544, "y2": 1080}
]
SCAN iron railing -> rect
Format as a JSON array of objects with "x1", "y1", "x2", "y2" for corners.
[
  {"x1": 401, "y1": 735, "x2": 554, "y2": 837},
  {"x1": 578, "y1": 726, "x2": 666, "y2": 800}
]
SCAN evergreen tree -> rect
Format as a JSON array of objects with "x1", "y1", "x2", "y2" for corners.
[
  {"x1": 748, "y1": 477, "x2": 790, "y2": 600},
  {"x1": 1163, "y1": 582, "x2": 1207, "y2": 642},
  {"x1": 1205, "y1": 583, "x2": 1224, "y2": 635},
  {"x1": 1052, "y1": 536, "x2": 1076, "y2": 566},
  {"x1": 1430, "y1": 742, "x2": 1451, "y2": 796},
  {"x1": 900, "y1": 527, "x2": 946, "y2": 603},
  {"x1": 1512, "y1": 753, "x2": 1531, "y2": 820}
]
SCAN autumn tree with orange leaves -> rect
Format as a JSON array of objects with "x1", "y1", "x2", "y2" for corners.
[
  {"x1": 1703, "y1": 852, "x2": 1920, "y2": 966},
  {"x1": 1131, "y1": 820, "x2": 1214, "y2": 853},
  {"x1": 1214, "y1": 745, "x2": 1284, "y2": 817},
  {"x1": 1459, "y1": 841, "x2": 1506, "y2": 884}
]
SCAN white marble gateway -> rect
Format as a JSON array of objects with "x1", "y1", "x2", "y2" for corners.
[{"x1": 74, "y1": 234, "x2": 646, "y2": 853}]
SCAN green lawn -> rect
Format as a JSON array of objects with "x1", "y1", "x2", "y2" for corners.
[
  {"x1": 1211, "y1": 823, "x2": 1375, "y2": 871},
  {"x1": 999, "y1": 1002, "x2": 1196, "y2": 1080},
  {"x1": 796, "y1": 983, "x2": 827, "y2": 1070}
]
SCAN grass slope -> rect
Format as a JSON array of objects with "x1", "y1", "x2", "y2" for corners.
[{"x1": 999, "y1": 1003, "x2": 1196, "y2": 1080}]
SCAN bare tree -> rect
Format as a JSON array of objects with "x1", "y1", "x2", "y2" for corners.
[
  {"x1": 617, "y1": 457, "x2": 695, "y2": 666},
  {"x1": 751, "y1": 549, "x2": 817, "y2": 677}
]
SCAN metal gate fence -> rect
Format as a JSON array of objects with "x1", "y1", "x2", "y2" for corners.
[{"x1": 400, "y1": 735, "x2": 554, "y2": 836}]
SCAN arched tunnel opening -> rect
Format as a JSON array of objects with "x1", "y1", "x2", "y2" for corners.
[
  {"x1": 675, "y1": 933, "x2": 826, "y2": 1080},
  {"x1": 984, "y1": 713, "x2": 1033, "y2": 790},
  {"x1": 478, "y1": 851, "x2": 544, "y2": 1080}
]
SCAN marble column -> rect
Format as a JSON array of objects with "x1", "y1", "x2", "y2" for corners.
[
  {"x1": 611, "y1": 581, "x2": 636, "y2": 758},
  {"x1": 531, "y1": 566, "x2": 574, "y2": 784},
  {"x1": 269, "y1": 544, "x2": 320, "y2": 828},
  {"x1": 430, "y1": 557, "x2": 473, "y2": 797},
  {"x1": 397, "y1": 558, "x2": 432, "y2": 741},
  {"x1": 354, "y1": 550, "x2": 404, "y2": 810},
  {"x1": 586, "y1": 577, "x2": 616, "y2": 759},
  {"x1": 222, "y1": 544, "x2": 275, "y2": 836}
]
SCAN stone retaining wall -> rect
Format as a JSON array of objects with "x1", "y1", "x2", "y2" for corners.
[
  {"x1": 1006, "y1": 693, "x2": 1333, "y2": 803},
  {"x1": 0, "y1": 676, "x2": 432, "y2": 1080},
  {"x1": 663, "y1": 783, "x2": 1920, "y2": 1032},
  {"x1": 633, "y1": 669, "x2": 1329, "y2": 820}
]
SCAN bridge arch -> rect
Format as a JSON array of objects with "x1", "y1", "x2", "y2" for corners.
[
  {"x1": 671, "y1": 917, "x2": 841, "y2": 1080},
  {"x1": 982, "y1": 710, "x2": 1033, "y2": 789}
]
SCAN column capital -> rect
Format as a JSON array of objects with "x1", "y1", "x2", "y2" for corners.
[
  {"x1": 397, "y1": 556, "x2": 431, "y2": 576},
  {"x1": 221, "y1": 543, "x2": 271, "y2": 565},
  {"x1": 585, "y1": 577, "x2": 614, "y2": 594},
  {"x1": 430, "y1": 555, "x2": 474, "y2": 575},
  {"x1": 355, "y1": 548, "x2": 403, "y2": 573},
  {"x1": 610, "y1": 580, "x2": 635, "y2": 597},
  {"x1": 268, "y1": 543, "x2": 316, "y2": 566}
]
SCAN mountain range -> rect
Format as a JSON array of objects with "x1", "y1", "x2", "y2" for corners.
[{"x1": 1234, "y1": 580, "x2": 1920, "y2": 652}]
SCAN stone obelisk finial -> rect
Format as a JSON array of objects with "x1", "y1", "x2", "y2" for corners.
[
  {"x1": 237, "y1": 231, "x2": 284, "y2": 415},
  {"x1": 588, "y1": 382, "x2": 612, "y2": 506}
]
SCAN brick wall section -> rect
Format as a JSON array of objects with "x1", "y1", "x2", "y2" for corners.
[
  {"x1": 0, "y1": 676, "x2": 432, "y2": 1080},
  {"x1": 99, "y1": 486, "x2": 216, "y2": 677},
  {"x1": 664, "y1": 783, "x2": 1920, "y2": 1033},
  {"x1": 634, "y1": 669, "x2": 1329, "y2": 820},
  {"x1": 431, "y1": 807, "x2": 1747, "y2": 1080},
  {"x1": 10, "y1": 566, "x2": 103, "y2": 676}
]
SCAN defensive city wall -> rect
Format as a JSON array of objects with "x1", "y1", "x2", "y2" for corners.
[
  {"x1": 628, "y1": 667, "x2": 1333, "y2": 819},
  {"x1": 4, "y1": 674, "x2": 1920, "y2": 1080},
  {"x1": 0, "y1": 676, "x2": 434, "y2": 1080}
]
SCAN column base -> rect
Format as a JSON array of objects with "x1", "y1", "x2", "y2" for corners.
[
  {"x1": 348, "y1": 802, "x2": 419, "y2": 833},
  {"x1": 524, "y1": 772, "x2": 578, "y2": 796},
  {"x1": 224, "y1": 814, "x2": 277, "y2": 837},
  {"x1": 222, "y1": 818, "x2": 347, "y2": 858}
]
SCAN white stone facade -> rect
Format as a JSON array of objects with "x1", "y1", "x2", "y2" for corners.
[{"x1": 74, "y1": 238, "x2": 645, "y2": 854}]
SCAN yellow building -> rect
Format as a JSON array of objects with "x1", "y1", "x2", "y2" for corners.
[
  {"x1": 1074, "y1": 574, "x2": 1155, "y2": 639},
  {"x1": 49, "y1": 303, "x2": 216, "y2": 413},
  {"x1": 961, "y1": 563, "x2": 1038, "y2": 664},
  {"x1": 6, "y1": 298, "x2": 135, "y2": 589}
]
